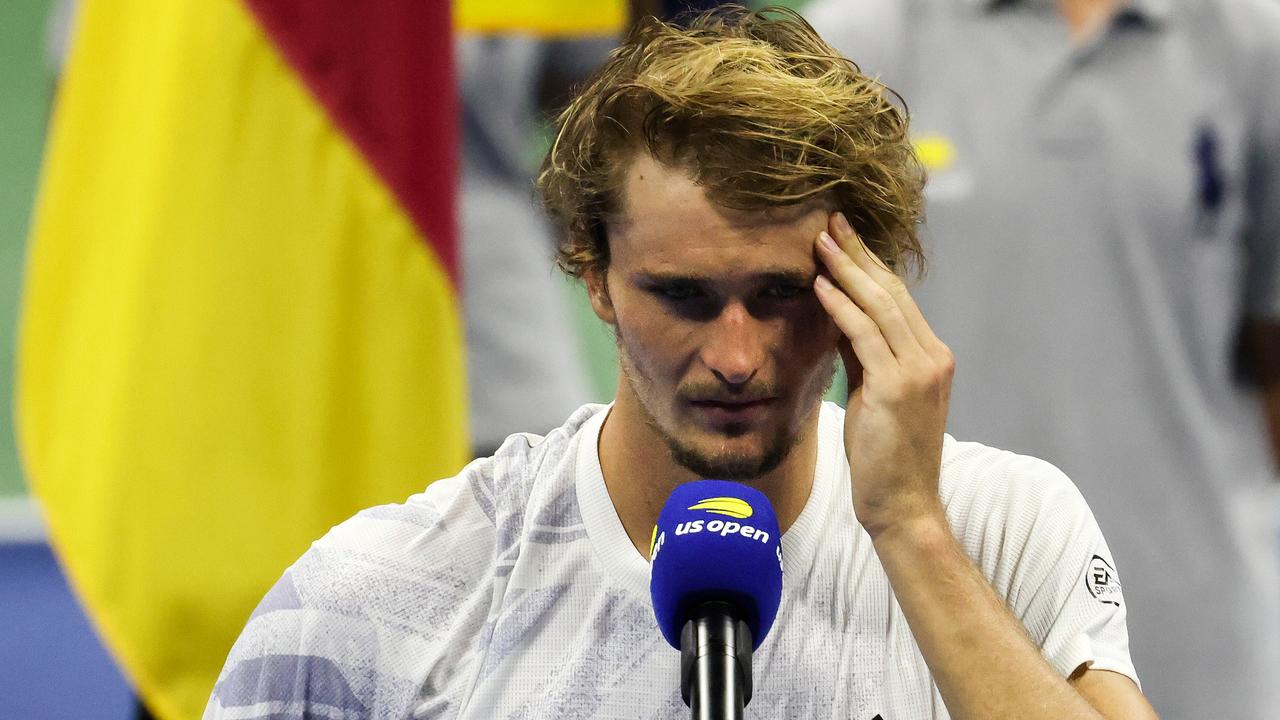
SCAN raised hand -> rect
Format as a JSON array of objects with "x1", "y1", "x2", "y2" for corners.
[{"x1": 812, "y1": 212, "x2": 954, "y2": 539}]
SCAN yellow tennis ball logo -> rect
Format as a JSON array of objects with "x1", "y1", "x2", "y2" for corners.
[{"x1": 687, "y1": 497, "x2": 753, "y2": 519}]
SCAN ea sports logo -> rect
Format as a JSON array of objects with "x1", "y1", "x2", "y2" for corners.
[{"x1": 1085, "y1": 555, "x2": 1123, "y2": 607}]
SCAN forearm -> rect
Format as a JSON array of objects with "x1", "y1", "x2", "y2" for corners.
[{"x1": 872, "y1": 512, "x2": 1103, "y2": 720}]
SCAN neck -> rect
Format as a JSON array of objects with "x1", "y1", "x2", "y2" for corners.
[{"x1": 598, "y1": 380, "x2": 821, "y2": 559}]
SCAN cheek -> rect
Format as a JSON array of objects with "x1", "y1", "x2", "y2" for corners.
[{"x1": 614, "y1": 307, "x2": 697, "y2": 383}]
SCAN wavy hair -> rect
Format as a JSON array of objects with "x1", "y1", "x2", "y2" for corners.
[{"x1": 537, "y1": 4, "x2": 925, "y2": 280}]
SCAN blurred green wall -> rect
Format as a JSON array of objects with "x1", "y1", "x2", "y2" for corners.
[{"x1": 0, "y1": 0, "x2": 56, "y2": 497}]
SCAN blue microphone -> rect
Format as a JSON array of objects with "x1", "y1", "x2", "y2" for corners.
[{"x1": 650, "y1": 480, "x2": 784, "y2": 719}]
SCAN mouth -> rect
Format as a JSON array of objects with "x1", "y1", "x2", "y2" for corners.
[{"x1": 686, "y1": 397, "x2": 776, "y2": 424}]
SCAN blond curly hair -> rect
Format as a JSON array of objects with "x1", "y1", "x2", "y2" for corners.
[{"x1": 537, "y1": 5, "x2": 925, "y2": 281}]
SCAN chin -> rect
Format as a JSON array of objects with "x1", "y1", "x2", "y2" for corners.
[{"x1": 666, "y1": 431, "x2": 792, "y2": 481}]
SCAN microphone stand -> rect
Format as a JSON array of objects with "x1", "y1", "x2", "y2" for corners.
[{"x1": 680, "y1": 601, "x2": 754, "y2": 720}]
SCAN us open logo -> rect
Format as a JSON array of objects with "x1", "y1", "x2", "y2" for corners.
[
  {"x1": 1085, "y1": 555, "x2": 1123, "y2": 607},
  {"x1": 649, "y1": 496, "x2": 772, "y2": 563},
  {"x1": 675, "y1": 497, "x2": 771, "y2": 543}
]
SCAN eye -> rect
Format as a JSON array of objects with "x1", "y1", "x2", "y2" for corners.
[
  {"x1": 650, "y1": 283, "x2": 704, "y2": 301},
  {"x1": 761, "y1": 283, "x2": 807, "y2": 300}
]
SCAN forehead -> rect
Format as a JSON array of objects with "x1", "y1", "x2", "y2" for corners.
[{"x1": 607, "y1": 154, "x2": 830, "y2": 276}]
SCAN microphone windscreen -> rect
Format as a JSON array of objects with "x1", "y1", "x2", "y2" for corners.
[{"x1": 649, "y1": 479, "x2": 783, "y2": 650}]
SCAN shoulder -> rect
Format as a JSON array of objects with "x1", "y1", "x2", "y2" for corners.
[
  {"x1": 1177, "y1": 0, "x2": 1280, "y2": 96},
  {"x1": 259, "y1": 402, "x2": 606, "y2": 618},
  {"x1": 938, "y1": 436, "x2": 1100, "y2": 566},
  {"x1": 939, "y1": 435, "x2": 1084, "y2": 512},
  {"x1": 934, "y1": 441, "x2": 1136, "y2": 680},
  {"x1": 203, "y1": 474, "x2": 498, "y2": 718},
  {"x1": 815, "y1": 409, "x2": 1094, "y2": 540},
  {"x1": 1223, "y1": 1, "x2": 1280, "y2": 123},
  {"x1": 1189, "y1": 0, "x2": 1280, "y2": 45},
  {"x1": 302, "y1": 404, "x2": 605, "y2": 604},
  {"x1": 205, "y1": 404, "x2": 609, "y2": 719}
]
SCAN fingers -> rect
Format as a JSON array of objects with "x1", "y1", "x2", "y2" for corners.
[
  {"x1": 814, "y1": 273, "x2": 898, "y2": 374},
  {"x1": 816, "y1": 225, "x2": 928, "y2": 366},
  {"x1": 828, "y1": 213, "x2": 948, "y2": 357}
]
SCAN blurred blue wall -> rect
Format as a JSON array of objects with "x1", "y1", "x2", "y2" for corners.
[{"x1": 0, "y1": 543, "x2": 134, "y2": 719}]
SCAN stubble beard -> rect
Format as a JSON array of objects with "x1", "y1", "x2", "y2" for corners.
[{"x1": 617, "y1": 342, "x2": 838, "y2": 482}]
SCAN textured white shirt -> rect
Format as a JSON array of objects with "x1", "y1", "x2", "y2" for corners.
[{"x1": 206, "y1": 403, "x2": 1136, "y2": 720}]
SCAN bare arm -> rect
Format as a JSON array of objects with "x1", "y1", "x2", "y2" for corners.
[
  {"x1": 1071, "y1": 668, "x2": 1157, "y2": 719},
  {"x1": 873, "y1": 514, "x2": 1157, "y2": 719},
  {"x1": 813, "y1": 212, "x2": 1158, "y2": 719}
]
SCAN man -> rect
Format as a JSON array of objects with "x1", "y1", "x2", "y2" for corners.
[
  {"x1": 205, "y1": 8, "x2": 1157, "y2": 718},
  {"x1": 805, "y1": 1, "x2": 1280, "y2": 717}
]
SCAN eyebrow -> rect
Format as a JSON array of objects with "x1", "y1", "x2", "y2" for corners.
[{"x1": 632, "y1": 269, "x2": 816, "y2": 286}]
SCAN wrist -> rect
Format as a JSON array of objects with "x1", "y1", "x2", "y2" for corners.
[{"x1": 862, "y1": 501, "x2": 950, "y2": 547}]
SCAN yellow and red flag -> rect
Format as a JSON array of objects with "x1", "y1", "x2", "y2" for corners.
[
  {"x1": 17, "y1": 1, "x2": 466, "y2": 718},
  {"x1": 456, "y1": 0, "x2": 625, "y2": 35}
]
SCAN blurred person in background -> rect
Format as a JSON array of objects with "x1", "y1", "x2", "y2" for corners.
[
  {"x1": 458, "y1": 35, "x2": 603, "y2": 456},
  {"x1": 807, "y1": 0, "x2": 1280, "y2": 717}
]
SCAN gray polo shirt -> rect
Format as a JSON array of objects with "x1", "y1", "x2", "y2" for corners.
[{"x1": 808, "y1": 1, "x2": 1280, "y2": 717}]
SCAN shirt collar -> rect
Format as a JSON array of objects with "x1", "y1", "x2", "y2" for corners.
[{"x1": 965, "y1": 0, "x2": 1173, "y2": 26}]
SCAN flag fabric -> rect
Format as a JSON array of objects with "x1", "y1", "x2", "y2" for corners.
[
  {"x1": 16, "y1": 1, "x2": 466, "y2": 718},
  {"x1": 456, "y1": 0, "x2": 625, "y2": 36}
]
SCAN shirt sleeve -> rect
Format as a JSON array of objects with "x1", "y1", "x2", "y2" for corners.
[
  {"x1": 943, "y1": 445, "x2": 1140, "y2": 685},
  {"x1": 203, "y1": 472, "x2": 498, "y2": 719}
]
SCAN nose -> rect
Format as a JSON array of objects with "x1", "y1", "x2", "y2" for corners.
[{"x1": 701, "y1": 300, "x2": 767, "y2": 387}]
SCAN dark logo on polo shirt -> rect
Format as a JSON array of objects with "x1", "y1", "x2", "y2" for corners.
[
  {"x1": 1194, "y1": 122, "x2": 1224, "y2": 236},
  {"x1": 1085, "y1": 555, "x2": 1123, "y2": 607}
]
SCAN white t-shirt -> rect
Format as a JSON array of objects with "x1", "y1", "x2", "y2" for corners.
[{"x1": 205, "y1": 403, "x2": 1136, "y2": 720}]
